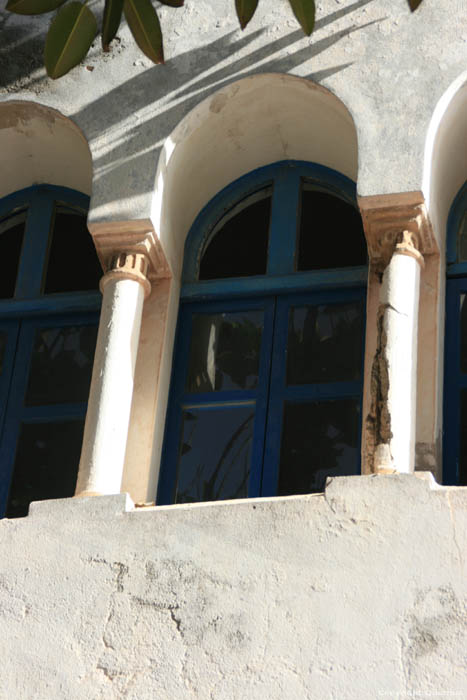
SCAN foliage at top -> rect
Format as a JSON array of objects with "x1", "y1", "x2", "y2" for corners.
[{"x1": 4, "y1": 0, "x2": 425, "y2": 79}]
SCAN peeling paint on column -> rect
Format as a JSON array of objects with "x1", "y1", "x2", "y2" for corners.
[{"x1": 366, "y1": 303, "x2": 392, "y2": 472}]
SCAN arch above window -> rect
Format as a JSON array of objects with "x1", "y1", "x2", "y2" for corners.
[{"x1": 183, "y1": 161, "x2": 368, "y2": 291}]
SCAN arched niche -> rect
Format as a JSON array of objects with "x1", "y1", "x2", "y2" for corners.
[
  {"x1": 423, "y1": 72, "x2": 467, "y2": 247},
  {"x1": 152, "y1": 73, "x2": 359, "y2": 278},
  {"x1": 0, "y1": 101, "x2": 92, "y2": 198}
]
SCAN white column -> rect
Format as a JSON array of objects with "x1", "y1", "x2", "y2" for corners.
[
  {"x1": 75, "y1": 253, "x2": 151, "y2": 497},
  {"x1": 375, "y1": 231, "x2": 423, "y2": 474}
]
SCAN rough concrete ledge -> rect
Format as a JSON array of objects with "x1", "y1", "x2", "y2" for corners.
[
  {"x1": 11, "y1": 472, "x2": 465, "y2": 525},
  {"x1": 26, "y1": 492, "x2": 134, "y2": 520}
]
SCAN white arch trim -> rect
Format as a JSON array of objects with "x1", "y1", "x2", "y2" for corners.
[
  {"x1": 422, "y1": 71, "x2": 467, "y2": 246},
  {"x1": 151, "y1": 73, "x2": 359, "y2": 279},
  {"x1": 0, "y1": 100, "x2": 92, "y2": 199}
]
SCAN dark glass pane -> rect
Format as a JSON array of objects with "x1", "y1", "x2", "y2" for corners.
[
  {"x1": 6, "y1": 420, "x2": 84, "y2": 518},
  {"x1": 186, "y1": 310, "x2": 263, "y2": 392},
  {"x1": 25, "y1": 324, "x2": 98, "y2": 406},
  {"x1": 44, "y1": 205, "x2": 101, "y2": 293},
  {"x1": 0, "y1": 210, "x2": 26, "y2": 298},
  {"x1": 0, "y1": 331, "x2": 6, "y2": 375},
  {"x1": 287, "y1": 301, "x2": 364, "y2": 384},
  {"x1": 297, "y1": 185, "x2": 367, "y2": 271},
  {"x1": 457, "y1": 211, "x2": 467, "y2": 262},
  {"x1": 458, "y1": 391, "x2": 467, "y2": 486},
  {"x1": 460, "y1": 294, "x2": 467, "y2": 374},
  {"x1": 278, "y1": 399, "x2": 360, "y2": 495},
  {"x1": 175, "y1": 406, "x2": 254, "y2": 503},
  {"x1": 199, "y1": 188, "x2": 272, "y2": 280}
]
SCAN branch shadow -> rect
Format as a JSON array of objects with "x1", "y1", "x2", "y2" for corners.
[{"x1": 0, "y1": 0, "x2": 381, "y2": 213}]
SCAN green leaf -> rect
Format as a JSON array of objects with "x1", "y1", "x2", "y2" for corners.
[
  {"x1": 407, "y1": 0, "x2": 423, "y2": 11},
  {"x1": 158, "y1": 0, "x2": 184, "y2": 6},
  {"x1": 6, "y1": 0, "x2": 66, "y2": 15},
  {"x1": 288, "y1": 0, "x2": 315, "y2": 35},
  {"x1": 124, "y1": 0, "x2": 164, "y2": 64},
  {"x1": 44, "y1": 2, "x2": 97, "y2": 79},
  {"x1": 235, "y1": 0, "x2": 259, "y2": 30},
  {"x1": 102, "y1": 0, "x2": 125, "y2": 50}
]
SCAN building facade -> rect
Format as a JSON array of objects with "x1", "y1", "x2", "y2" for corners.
[{"x1": 0, "y1": 1, "x2": 466, "y2": 697}]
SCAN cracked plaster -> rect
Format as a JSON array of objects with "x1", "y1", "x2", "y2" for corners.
[{"x1": 0, "y1": 475, "x2": 465, "y2": 699}]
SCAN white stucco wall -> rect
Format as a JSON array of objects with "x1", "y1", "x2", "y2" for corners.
[
  {"x1": 1, "y1": 0, "x2": 465, "y2": 224},
  {"x1": 0, "y1": 474, "x2": 465, "y2": 699}
]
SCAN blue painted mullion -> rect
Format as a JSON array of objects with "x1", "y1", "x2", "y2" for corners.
[
  {"x1": 181, "y1": 268, "x2": 367, "y2": 302},
  {"x1": 182, "y1": 390, "x2": 258, "y2": 404},
  {"x1": 260, "y1": 294, "x2": 289, "y2": 496},
  {"x1": 267, "y1": 168, "x2": 301, "y2": 275},
  {"x1": 0, "y1": 292, "x2": 102, "y2": 318},
  {"x1": 0, "y1": 321, "x2": 20, "y2": 437},
  {"x1": 15, "y1": 193, "x2": 55, "y2": 298}
]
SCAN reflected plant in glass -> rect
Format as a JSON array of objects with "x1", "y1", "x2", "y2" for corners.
[
  {"x1": 187, "y1": 311, "x2": 263, "y2": 393},
  {"x1": 176, "y1": 407, "x2": 254, "y2": 503}
]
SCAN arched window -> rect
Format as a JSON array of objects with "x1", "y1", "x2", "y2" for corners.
[
  {"x1": 157, "y1": 162, "x2": 368, "y2": 505},
  {"x1": 444, "y1": 181, "x2": 467, "y2": 485},
  {"x1": 0, "y1": 185, "x2": 102, "y2": 517}
]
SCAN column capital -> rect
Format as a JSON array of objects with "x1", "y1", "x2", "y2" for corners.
[
  {"x1": 358, "y1": 191, "x2": 438, "y2": 271},
  {"x1": 100, "y1": 252, "x2": 151, "y2": 298},
  {"x1": 393, "y1": 229, "x2": 424, "y2": 267},
  {"x1": 88, "y1": 219, "x2": 171, "y2": 282}
]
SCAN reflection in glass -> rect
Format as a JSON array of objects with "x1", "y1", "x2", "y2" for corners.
[
  {"x1": 458, "y1": 391, "x2": 467, "y2": 486},
  {"x1": 186, "y1": 310, "x2": 263, "y2": 392},
  {"x1": 0, "y1": 331, "x2": 7, "y2": 375},
  {"x1": 44, "y1": 205, "x2": 102, "y2": 294},
  {"x1": 6, "y1": 420, "x2": 84, "y2": 518},
  {"x1": 199, "y1": 187, "x2": 272, "y2": 280},
  {"x1": 25, "y1": 325, "x2": 98, "y2": 405},
  {"x1": 287, "y1": 302, "x2": 364, "y2": 384},
  {"x1": 175, "y1": 406, "x2": 254, "y2": 503},
  {"x1": 457, "y1": 212, "x2": 467, "y2": 262},
  {"x1": 0, "y1": 209, "x2": 26, "y2": 298},
  {"x1": 297, "y1": 184, "x2": 367, "y2": 271},
  {"x1": 278, "y1": 399, "x2": 360, "y2": 495}
]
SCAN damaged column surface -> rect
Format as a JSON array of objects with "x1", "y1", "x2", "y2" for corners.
[
  {"x1": 359, "y1": 193, "x2": 438, "y2": 475},
  {"x1": 376, "y1": 232, "x2": 424, "y2": 473}
]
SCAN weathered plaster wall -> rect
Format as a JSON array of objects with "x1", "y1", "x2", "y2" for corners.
[
  {"x1": 0, "y1": 475, "x2": 465, "y2": 699},
  {"x1": 1, "y1": 0, "x2": 465, "y2": 226},
  {"x1": 0, "y1": 101, "x2": 92, "y2": 197}
]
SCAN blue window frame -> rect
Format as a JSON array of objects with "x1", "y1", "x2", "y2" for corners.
[
  {"x1": 444, "y1": 181, "x2": 467, "y2": 485},
  {"x1": 0, "y1": 185, "x2": 102, "y2": 517},
  {"x1": 158, "y1": 161, "x2": 368, "y2": 505}
]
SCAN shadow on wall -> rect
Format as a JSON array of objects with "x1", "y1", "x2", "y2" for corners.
[{"x1": 0, "y1": 0, "x2": 380, "y2": 217}]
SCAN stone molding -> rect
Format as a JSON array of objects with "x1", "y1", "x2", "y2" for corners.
[
  {"x1": 358, "y1": 191, "x2": 438, "y2": 269},
  {"x1": 100, "y1": 252, "x2": 152, "y2": 298},
  {"x1": 88, "y1": 219, "x2": 171, "y2": 282}
]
